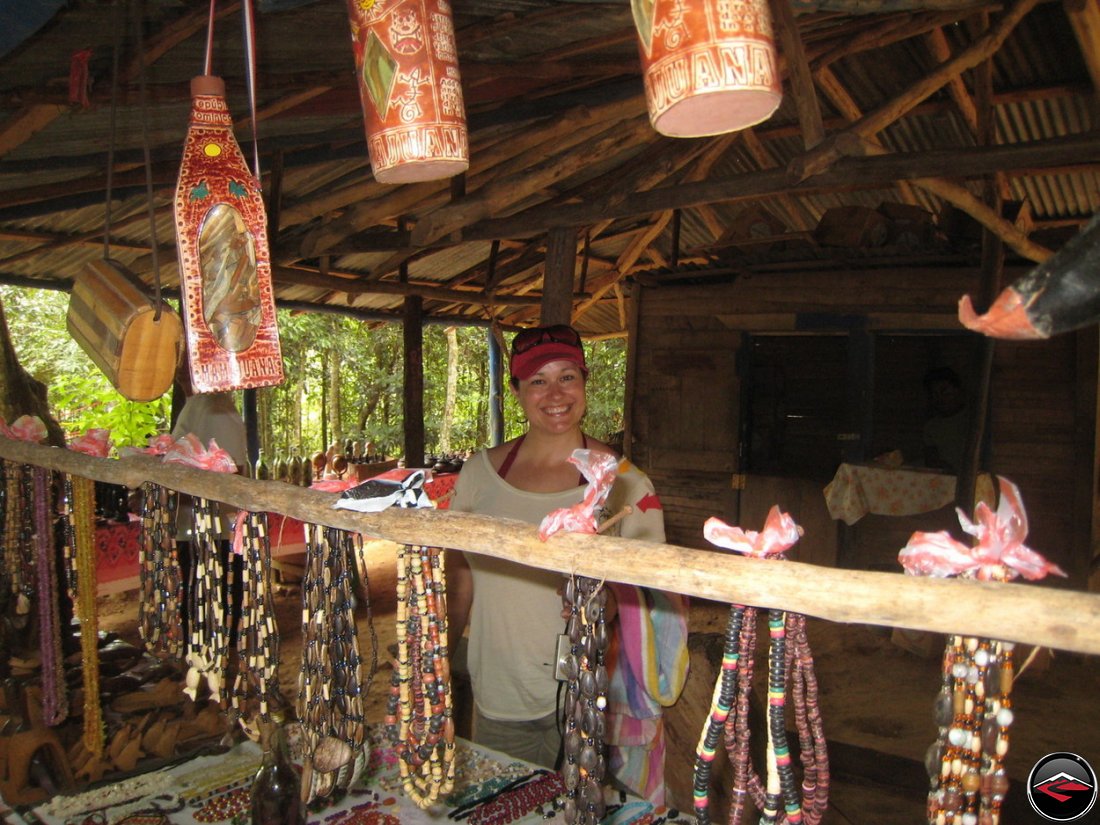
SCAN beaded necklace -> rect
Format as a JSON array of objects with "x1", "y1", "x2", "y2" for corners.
[
  {"x1": 33, "y1": 466, "x2": 67, "y2": 725},
  {"x1": 385, "y1": 542, "x2": 456, "y2": 809},
  {"x1": 897, "y1": 476, "x2": 1064, "y2": 825},
  {"x1": 229, "y1": 509, "x2": 282, "y2": 725},
  {"x1": 298, "y1": 524, "x2": 373, "y2": 803},
  {"x1": 63, "y1": 474, "x2": 105, "y2": 756},
  {"x1": 1, "y1": 461, "x2": 35, "y2": 619},
  {"x1": 559, "y1": 573, "x2": 609, "y2": 825},
  {"x1": 1, "y1": 461, "x2": 22, "y2": 603},
  {"x1": 925, "y1": 635, "x2": 1014, "y2": 824},
  {"x1": 698, "y1": 511, "x2": 829, "y2": 825},
  {"x1": 184, "y1": 496, "x2": 231, "y2": 704},
  {"x1": 138, "y1": 483, "x2": 185, "y2": 663}
]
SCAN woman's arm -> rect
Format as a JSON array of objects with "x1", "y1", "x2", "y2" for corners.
[{"x1": 445, "y1": 548, "x2": 472, "y2": 654}]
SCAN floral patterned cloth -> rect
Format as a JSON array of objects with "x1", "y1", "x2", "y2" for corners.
[{"x1": 824, "y1": 463, "x2": 994, "y2": 525}]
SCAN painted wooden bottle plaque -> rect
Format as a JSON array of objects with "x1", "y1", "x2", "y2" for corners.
[
  {"x1": 632, "y1": 0, "x2": 782, "y2": 137},
  {"x1": 173, "y1": 75, "x2": 284, "y2": 393},
  {"x1": 346, "y1": 0, "x2": 469, "y2": 184}
]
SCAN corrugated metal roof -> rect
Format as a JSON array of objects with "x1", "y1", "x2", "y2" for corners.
[{"x1": 0, "y1": 0, "x2": 1096, "y2": 338}]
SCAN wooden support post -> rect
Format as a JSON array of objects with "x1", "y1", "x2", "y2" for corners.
[
  {"x1": 403, "y1": 295, "x2": 425, "y2": 468},
  {"x1": 488, "y1": 328, "x2": 504, "y2": 448},
  {"x1": 542, "y1": 226, "x2": 577, "y2": 325}
]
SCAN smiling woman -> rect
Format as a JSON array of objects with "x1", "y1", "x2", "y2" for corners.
[{"x1": 444, "y1": 323, "x2": 689, "y2": 810}]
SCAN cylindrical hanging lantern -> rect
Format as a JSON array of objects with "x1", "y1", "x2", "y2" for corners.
[
  {"x1": 633, "y1": 0, "x2": 783, "y2": 138},
  {"x1": 346, "y1": 0, "x2": 469, "y2": 184},
  {"x1": 173, "y1": 75, "x2": 284, "y2": 393}
]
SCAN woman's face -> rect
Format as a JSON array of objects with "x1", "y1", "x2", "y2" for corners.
[{"x1": 513, "y1": 360, "x2": 587, "y2": 435}]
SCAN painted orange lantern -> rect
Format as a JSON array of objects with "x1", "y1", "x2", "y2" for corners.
[
  {"x1": 633, "y1": 0, "x2": 783, "y2": 138},
  {"x1": 173, "y1": 75, "x2": 284, "y2": 393},
  {"x1": 346, "y1": 0, "x2": 469, "y2": 184}
]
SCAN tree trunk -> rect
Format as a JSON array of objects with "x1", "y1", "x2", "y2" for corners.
[
  {"x1": 0, "y1": 296, "x2": 64, "y2": 446},
  {"x1": 440, "y1": 326, "x2": 458, "y2": 454},
  {"x1": 328, "y1": 347, "x2": 343, "y2": 449}
]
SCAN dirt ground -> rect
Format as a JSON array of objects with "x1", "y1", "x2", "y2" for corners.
[{"x1": 96, "y1": 540, "x2": 1100, "y2": 824}]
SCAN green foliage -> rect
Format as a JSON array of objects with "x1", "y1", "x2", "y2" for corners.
[
  {"x1": 0, "y1": 287, "x2": 629, "y2": 458},
  {"x1": 0, "y1": 286, "x2": 171, "y2": 447}
]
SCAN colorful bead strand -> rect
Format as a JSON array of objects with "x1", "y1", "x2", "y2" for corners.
[
  {"x1": 386, "y1": 542, "x2": 455, "y2": 809},
  {"x1": 33, "y1": 466, "x2": 67, "y2": 725},
  {"x1": 67, "y1": 474, "x2": 104, "y2": 756}
]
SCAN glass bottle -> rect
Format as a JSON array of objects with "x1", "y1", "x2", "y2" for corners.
[{"x1": 250, "y1": 720, "x2": 305, "y2": 825}]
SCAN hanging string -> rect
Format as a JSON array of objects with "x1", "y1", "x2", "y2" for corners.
[
  {"x1": 204, "y1": 0, "x2": 217, "y2": 77},
  {"x1": 241, "y1": 0, "x2": 262, "y2": 179},
  {"x1": 102, "y1": 0, "x2": 124, "y2": 261},
  {"x1": 132, "y1": 0, "x2": 165, "y2": 317}
]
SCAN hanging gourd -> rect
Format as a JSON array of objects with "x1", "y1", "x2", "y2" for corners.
[
  {"x1": 173, "y1": 4, "x2": 283, "y2": 393},
  {"x1": 632, "y1": 0, "x2": 783, "y2": 137},
  {"x1": 346, "y1": 0, "x2": 469, "y2": 184}
]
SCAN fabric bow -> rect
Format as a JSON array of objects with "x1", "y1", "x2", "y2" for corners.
[
  {"x1": 119, "y1": 434, "x2": 176, "y2": 459},
  {"x1": 163, "y1": 433, "x2": 238, "y2": 474},
  {"x1": 702, "y1": 506, "x2": 802, "y2": 557},
  {"x1": 0, "y1": 415, "x2": 48, "y2": 443},
  {"x1": 69, "y1": 428, "x2": 112, "y2": 457},
  {"x1": 898, "y1": 476, "x2": 1065, "y2": 581},
  {"x1": 537, "y1": 449, "x2": 620, "y2": 540}
]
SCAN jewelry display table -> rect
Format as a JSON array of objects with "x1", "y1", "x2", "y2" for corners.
[{"x1": 20, "y1": 728, "x2": 690, "y2": 825}]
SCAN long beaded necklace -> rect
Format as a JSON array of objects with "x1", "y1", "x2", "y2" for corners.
[
  {"x1": 699, "y1": 509, "x2": 829, "y2": 825},
  {"x1": 898, "y1": 476, "x2": 1064, "y2": 825},
  {"x1": 559, "y1": 573, "x2": 609, "y2": 825},
  {"x1": 298, "y1": 523, "x2": 372, "y2": 803},
  {"x1": 2, "y1": 460, "x2": 36, "y2": 622},
  {"x1": 229, "y1": 509, "x2": 282, "y2": 725},
  {"x1": 385, "y1": 542, "x2": 456, "y2": 809},
  {"x1": 138, "y1": 482, "x2": 185, "y2": 663},
  {"x1": 33, "y1": 466, "x2": 67, "y2": 725},
  {"x1": 62, "y1": 473, "x2": 105, "y2": 757},
  {"x1": 184, "y1": 495, "x2": 231, "y2": 704}
]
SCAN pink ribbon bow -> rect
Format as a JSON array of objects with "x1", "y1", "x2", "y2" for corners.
[
  {"x1": 0, "y1": 415, "x2": 48, "y2": 443},
  {"x1": 537, "y1": 449, "x2": 620, "y2": 540},
  {"x1": 703, "y1": 506, "x2": 803, "y2": 557},
  {"x1": 119, "y1": 433, "x2": 178, "y2": 459},
  {"x1": 163, "y1": 433, "x2": 238, "y2": 474},
  {"x1": 69, "y1": 428, "x2": 112, "y2": 457},
  {"x1": 898, "y1": 476, "x2": 1065, "y2": 581}
]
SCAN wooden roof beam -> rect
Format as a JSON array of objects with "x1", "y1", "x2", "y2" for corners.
[
  {"x1": 791, "y1": 0, "x2": 1043, "y2": 181},
  {"x1": 1064, "y1": 0, "x2": 1100, "y2": 96}
]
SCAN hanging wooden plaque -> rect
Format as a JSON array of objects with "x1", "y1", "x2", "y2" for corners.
[
  {"x1": 632, "y1": 0, "x2": 782, "y2": 137},
  {"x1": 173, "y1": 75, "x2": 284, "y2": 393},
  {"x1": 346, "y1": 0, "x2": 469, "y2": 184}
]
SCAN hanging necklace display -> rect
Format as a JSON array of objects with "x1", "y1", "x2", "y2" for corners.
[
  {"x1": 536, "y1": 450, "x2": 623, "y2": 825},
  {"x1": 386, "y1": 541, "x2": 456, "y2": 808},
  {"x1": 0, "y1": 416, "x2": 49, "y2": 626},
  {"x1": 163, "y1": 434, "x2": 239, "y2": 705},
  {"x1": 345, "y1": 0, "x2": 469, "y2": 183},
  {"x1": 66, "y1": 0, "x2": 182, "y2": 403},
  {"x1": 173, "y1": 0, "x2": 283, "y2": 393},
  {"x1": 229, "y1": 507, "x2": 282, "y2": 732},
  {"x1": 297, "y1": 521, "x2": 375, "y2": 805},
  {"x1": 34, "y1": 464, "x2": 67, "y2": 726},
  {"x1": 898, "y1": 476, "x2": 1065, "y2": 825},
  {"x1": 700, "y1": 508, "x2": 830, "y2": 825},
  {"x1": 61, "y1": 475, "x2": 102, "y2": 754},
  {"x1": 559, "y1": 574, "x2": 609, "y2": 825},
  {"x1": 129, "y1": 435, "x2": 186, "y2": 663}
]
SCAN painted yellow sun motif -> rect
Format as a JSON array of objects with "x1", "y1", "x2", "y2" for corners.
[{"x1": 203, "y1": 142, "x2": 222, "y2": 158}]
